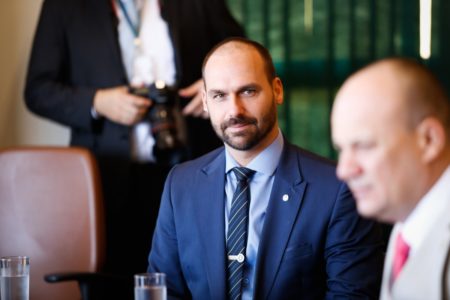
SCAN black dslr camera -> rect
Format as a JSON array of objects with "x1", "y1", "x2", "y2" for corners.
[{"x1": 130, "y1": 81, "x2": 187, "y2": 166}]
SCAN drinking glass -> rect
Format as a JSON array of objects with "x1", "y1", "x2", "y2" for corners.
[
  {"x1": 0, "y1": 256, "x2": 30, "y2": 300},
  {"x1": 134, "y1": 273, "x2": 166, "y2": 300}
]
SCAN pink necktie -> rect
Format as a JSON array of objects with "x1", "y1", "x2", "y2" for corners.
[{"x1": 392, "y1": 232, "x2": 410, "y2": 282}]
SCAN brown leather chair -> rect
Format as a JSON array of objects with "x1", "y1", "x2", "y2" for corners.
[{"x1": 0, "y1": 147, "x2": 106, "y2": 300}]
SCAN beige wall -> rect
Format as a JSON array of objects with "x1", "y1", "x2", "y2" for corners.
[{"x1": 0, "y1": 0, "x2": 69, "y2": 148}]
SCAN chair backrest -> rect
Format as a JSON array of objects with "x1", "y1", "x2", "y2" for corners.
[{"x1": 0, "y1": 147, "x2": 105, "y2": 300}]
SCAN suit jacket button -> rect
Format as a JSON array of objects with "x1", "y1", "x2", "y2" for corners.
[{"x1": 243, "y1": 278, "x2": 249, "y2": 286}]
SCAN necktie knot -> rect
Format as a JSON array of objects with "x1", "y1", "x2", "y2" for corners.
[
  {"x1": 232, "y1": 167, "x2": 255, "y2": 183},
  {"x1": 392, "y1": 232, "x2": 410, "y2": 282}
]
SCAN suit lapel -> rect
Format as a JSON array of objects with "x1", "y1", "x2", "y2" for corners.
[
  {"x1": 92, "y1": 0, "x2": 128, "y2": 82},
  {"x1": 380, "y1": 225, "x2": 399, "y2": 299},
  {"x1": 159, "y1": 0, "x2": 183, "y2": 83},
  {"x1": 194, "y1": 150, "x2": 227, "y2": 300},
  {"x1": 254, "y1": 144, "x2": 306, "y2": 300}
]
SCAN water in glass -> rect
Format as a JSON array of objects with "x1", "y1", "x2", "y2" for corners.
[
  {"x1": 134, "y1": 286, "x2": 167, "y2": 300},
  {"x1": 0, "y1": 274, "x2": 29, "y2": 300}
]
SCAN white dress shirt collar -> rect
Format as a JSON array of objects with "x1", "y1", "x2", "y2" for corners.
[
  {"x1": 225, "y1": 128, "x2": 284, "y2": 175},
  {"x1": 399, "y1": 165, "x2": 450, "y2": 255}
]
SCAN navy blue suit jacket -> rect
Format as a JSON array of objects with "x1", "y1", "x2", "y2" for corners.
[{"x1": 148, "y1": 141, "x2": 384, "y2": 299}]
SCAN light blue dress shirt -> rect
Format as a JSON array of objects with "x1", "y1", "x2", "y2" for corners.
[{"x1": 225, "y1": 129, "x2": 284, "y2": 300}]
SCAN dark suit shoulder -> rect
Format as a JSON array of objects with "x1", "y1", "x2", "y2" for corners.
[
  {"x1": 40, "y1": 0, "x2": 111, "y2": 22},
  {"x1": 293, "y1": 144, "x2": 336, "y2": 168},
  {"x1": 40, "y1": 0, "x2": 79, "y2": 16},
  {"x1": 285, "y1": 142, "x2": 340, "y2": 183}
]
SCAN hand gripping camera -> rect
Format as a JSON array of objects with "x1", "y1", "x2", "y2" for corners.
[{"x1": 130, "y1": 80, "x2": 187, "y2": 166}]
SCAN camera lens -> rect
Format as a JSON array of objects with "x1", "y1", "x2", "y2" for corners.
[{"x1": 129, "y1": 82, "x2": 187, "y2": 165}]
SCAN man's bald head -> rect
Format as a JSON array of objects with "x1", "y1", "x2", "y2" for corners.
[
  {"x1": 202, "y1": 37, "x2": 276, "y2": 84},
  {"x1": 337, "y1": 58, "x2": 450, "y2": 133}
]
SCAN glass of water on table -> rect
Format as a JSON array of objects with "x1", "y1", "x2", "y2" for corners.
[
  {"x1": 134, "y1": 273, "x2": 167, "y2": 300},
  {"x1": 0, "y1": 256, "x2": 30, "y2": 300}
]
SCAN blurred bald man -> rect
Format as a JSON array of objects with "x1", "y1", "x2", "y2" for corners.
[{"x1": 331, "y1": 58, "x2": 450, "y2": 300}]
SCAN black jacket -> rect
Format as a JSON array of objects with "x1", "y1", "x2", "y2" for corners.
[{"x1": 25, "y1": 0, "x2": 244, "y2": 159}]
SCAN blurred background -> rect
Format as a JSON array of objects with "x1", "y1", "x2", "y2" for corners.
[{"x1": 1, "y1": 0, "x2": 449, "y2": 159}]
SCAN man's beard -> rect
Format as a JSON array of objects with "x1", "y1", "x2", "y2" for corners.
[{"x1": 213, "y1": 102, "x2": 277, "y2": 151}]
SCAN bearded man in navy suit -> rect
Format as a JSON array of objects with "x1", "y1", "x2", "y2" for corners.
[{"x1": 148, "y1": 37, "x2": 384, "y2": 299}]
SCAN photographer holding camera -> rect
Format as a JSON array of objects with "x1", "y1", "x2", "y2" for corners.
[{"x1": 24, "y1": 0, "x2": 244, "y2": 294}]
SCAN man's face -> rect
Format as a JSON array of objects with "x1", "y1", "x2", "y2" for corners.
[
  {"x1": 202, "y1": 44, "x2": 283, "y2": 153},
  {"x1": 331, "y1": 72, "x2": 423, "y2": 223}
]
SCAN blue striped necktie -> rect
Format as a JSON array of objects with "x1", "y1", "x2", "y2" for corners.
[{"x1": 227, "y1": 167, "x2": 255, "y2": 300}]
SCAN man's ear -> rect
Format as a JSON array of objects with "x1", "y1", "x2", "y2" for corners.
[
  {"x1": 416, "y1": 117, "x2": 446, "y2": 163},
  {"x1": 273, "y1": 77, "x2": 284, "y2": 105}
]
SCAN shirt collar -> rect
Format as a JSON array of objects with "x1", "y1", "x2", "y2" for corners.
[
  {"x1": 225, "y1": 128, "x2": 284, "y2": 176},
  {"x1": 400, "y1": 165, "x2": 450, "y2": 252}
]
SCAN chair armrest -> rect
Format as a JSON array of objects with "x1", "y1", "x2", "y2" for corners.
[
  {"x1": 44, "y1": 272, "x2": 132, "y2": 300},
  {"x1": 44, "y1": 271, "x2": 121, "y2": 283}
]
